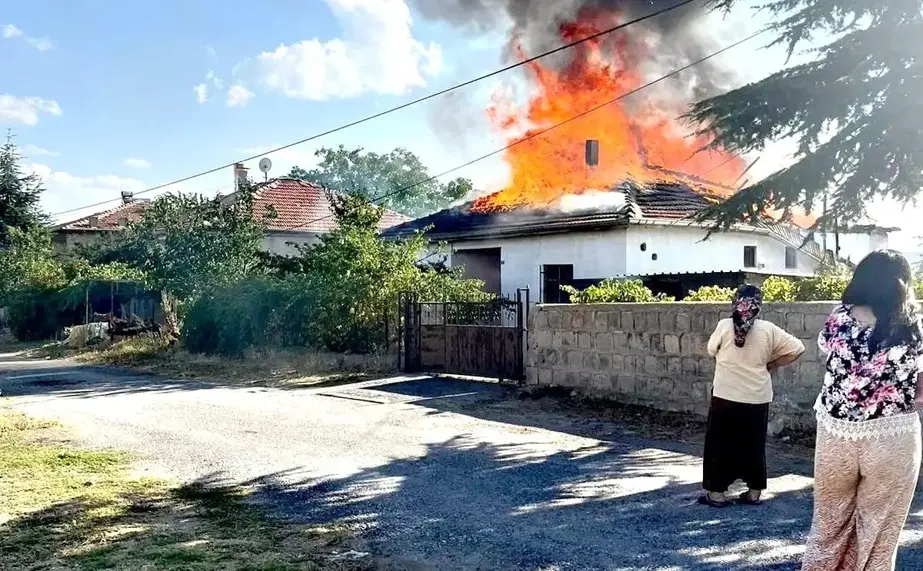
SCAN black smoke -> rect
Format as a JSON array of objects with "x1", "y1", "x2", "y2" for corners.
[{"x1": 411, "y1": 0, "x2": 737, "y2": 102}]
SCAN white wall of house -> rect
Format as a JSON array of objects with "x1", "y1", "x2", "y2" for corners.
[
  {"x1": 261, "y1": 231, "x2": 323, "y2": 256},
  {"x1": 624, "y1": 224, "x2": 821, "y2": 277},
  {"x1": 448, "y1": 229, "x2": 628, "y2": 299},
  {"x1": 814, "y1": 231, "x2": 889, "y2": 265}
]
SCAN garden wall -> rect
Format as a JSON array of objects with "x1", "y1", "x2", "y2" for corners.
[{"x1": 525, "y1": 302, "x2": 835, "y2": 433}]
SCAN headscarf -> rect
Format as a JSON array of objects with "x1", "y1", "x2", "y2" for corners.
[{"x1": 732, "y1": 284, "x2": 763, "y2": 347}]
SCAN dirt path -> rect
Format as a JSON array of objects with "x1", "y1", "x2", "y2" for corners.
[{"x1": 4, "y1": 356, "x2": 923, "y2": 570}]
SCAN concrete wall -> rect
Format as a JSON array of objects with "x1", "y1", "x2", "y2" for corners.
[
  {"x1": 526, "y1": 302, "x2": 835, "y2": 432},
  {"x1": 625, "y1": 224, "x2": 821, "y2": 278},
  {"x1": 449, "y1": 229, "x2": 629, "y2": 299}
]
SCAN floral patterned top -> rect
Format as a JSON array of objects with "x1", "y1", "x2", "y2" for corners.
[{"x1": 818, "y1": 304, "x2": 923, "y2": 422}]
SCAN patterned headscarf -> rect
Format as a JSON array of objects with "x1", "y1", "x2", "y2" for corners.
[{"x1": 732, "y1": 284, "x2": 763, "y2": 347}]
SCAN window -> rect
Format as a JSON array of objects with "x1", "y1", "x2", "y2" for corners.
[
  {"x1": 785, "y1": 246, "x2": 797, "y2": 269},
  {"x1": 542, "y1": 264, "x2": 574, "y2": 303},
  {"x1": 743, "y1": 246, "x2": 757, "y2": 268}
]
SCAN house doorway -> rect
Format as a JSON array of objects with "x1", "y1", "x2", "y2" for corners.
[{"x1": 452, "y1": 248, "x2": 501, "y2": 296}]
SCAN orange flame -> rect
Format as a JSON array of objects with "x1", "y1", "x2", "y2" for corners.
[{"x1": 471, "y1": 10, "x2": 746, "y2": 213}]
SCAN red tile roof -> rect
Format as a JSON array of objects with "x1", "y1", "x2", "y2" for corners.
[
  {"x1": 251, "y1": 178, "x2": 410, "y2": 233},
  {"x1": 54, "y1": 201, "x2": 151, "y2": 231},
  {"x1": 54, "y1": 178, "x2": 410, "y2": 234}
]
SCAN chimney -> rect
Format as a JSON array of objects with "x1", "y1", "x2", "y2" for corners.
[
  {"x1": 233, "y1": 162, "x2": 249, "y2": 192},
  {"x1": 585, "y1": 139, "x2": 599, "y2": 167},
  {"x1": 121, "y1": 190, "x2": 134, "y2": 204},
  {"x1": 87, "y1": 215, "x2": 99, "y2": 228}
]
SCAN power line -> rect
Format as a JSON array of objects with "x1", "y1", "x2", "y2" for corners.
[
  {"x1": 48, "y1": 0, "x2": 699, "y2": 218},
  {"x1": 278, "y1": 29, "x2": 765, "y2": 233}
]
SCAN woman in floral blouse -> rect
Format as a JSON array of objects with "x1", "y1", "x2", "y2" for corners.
[{"x1": 803, "y1": 250, "x2": 923, "y2": 571}]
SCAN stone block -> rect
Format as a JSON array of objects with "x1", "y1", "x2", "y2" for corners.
[
  {"x1": 623, "y1": 355, "x2": 636, "y2": 374},
  {"x1": 592, "y1": 373, "x2": 612, "y2": 392},
  {"x1": 579, "y1": 372, "x2": 592, "y2": 385},
  {"x1": 583, "y1": 352, "x2": 600, "y2": 370},
  {"x1": 655, "y1": 377, "x2": 676, "y2": 397},
  {"x1": 650, "y1": 334, "x2": 664, "y2": 354},
  {"x1": 616, "y1": 374, "x2": 636, "y2": 393},
  {"x1": 539, "y1": 368, "x2": 553, "y2": 385},
  {"x1": 560, "y1": 311, "x2": 573, "y2": 330},
  {"x1": 596, "y1": 332, "x2": 614, "y2": 351},
  {"x1": 682, "y1": 357, "x2": 698, "y2": 375},
  {"x1": 607, "y1": 311, "x2": 621, "y2": 330},
  {"x1": 594, "y1": 311, "x2": 608, "y2": 330},
  {"x1": 667, "y1": 357, "x2": 682, "y2": 375},
  {"x1": 805, "y1": 313, "x2": 827, "y2": 335},
  {"x1": 536, "y1": 329, "x2": 553, "y2": 349},
  {"x1": 572, "y1": 310, "x2": 586, "y2": 329},
  {"x1": 547, "y1": 311, "x2": 562, "y2": 329},
  {"x1": 644, "y1": 355, "x2": 662, "y2": 374},
  {"x1": 578, "y1": 332, "x2": 593, "y2": 350},
  {"x1": 698, "y1": 357, "x2": 715, "y2": 376},
  {"x1": 621, "y1": 311, "x2": 634, "y2": 331},
  {"x1": 566, "y1": 372, "x2": 580, "y2": 387},
  {"x1": 566, "y1": 351, "x2": 582, "y2": 368},
  {"x1": 598, "y1": 354, "x2": 612, "y2": 371},
  {"x1": 629, "y1": 333, "x2": 648, "y2": 353},
  {"x1": 526, "y1": 367, "x2": 537, "y2": 385},
  {"x1": 659, "y1": 312, "x2": 675, "y2": 332},
  {"x1": 534, "y1": 310, "x2": 548, "y2": 329},
  {"x1": 680, "y1": 333, "x2": 695, "y2": 356},
  {"x1": 611, "y1": 354, "x2": 624, "y2": 373},
  {"x1": 676, "y1": 312, "x2": 691, "y2": 332},
  {"x1": 690, "y1": 311, "x2": 705, "y2": 332},
  {"x1": 646, "y1": 312, "x2": 660, "y2": 331},
  {"x1": 613, "y1": 331, "x2": 629, "y2": 350},
  {"x1": 553, "y1": 369, "x2": 567, "y2": 386},
  {"x1": 786, "y1": 312, "x2": 806, "y2": 335},
  {"x1": 664, "y1": 334, "x2": 680, "y2": 354}
]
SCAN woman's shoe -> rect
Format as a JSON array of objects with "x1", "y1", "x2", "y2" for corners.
[
  {"x1": 737, "y1": 490, "x2": 763, "y2": 505},
  {"x1": 698, "y1": 492, "x2": 731, "y2": 508}
]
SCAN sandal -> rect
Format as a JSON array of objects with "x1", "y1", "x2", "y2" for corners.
[
  {"x1": 698, "y1": 493, "x2": 731, "y2": 508},
  {"x1": 738, "y1": 491, "x2": 763, "y2": 505}
]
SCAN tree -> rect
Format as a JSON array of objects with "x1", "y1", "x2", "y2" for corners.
[
  {"x1": 290, "y1": 145, "x2": 473, "y2": 218},
  {"x1": 119, "y1": 181, "x2": 267, "y2": 301},
  {"x1": 686, "y1": 1, "x2": 923, "y2": 231},
  {"x1": 0, "y1": 226, "x2": 64, "y2": 303},
  {"x1": 0, "y1": 132, "x2": 46, "y2": 243}
]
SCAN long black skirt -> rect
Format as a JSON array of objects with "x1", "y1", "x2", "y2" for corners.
[{"x1": 702, "y1": 395, "x2": 770, "y2": 493}]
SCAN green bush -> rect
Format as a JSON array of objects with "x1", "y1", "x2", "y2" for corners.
[
  {"x1": 562, "y1": 279, "x2": 673, "y2": 303},
  {"x1": 684, "y1": 285, "x2": 735, "y2": 302},
  {"x1": 797, "y1": 270, "x2": 849, "y2": 301},
  {"x1": 761, "y1": 276, "x2": 798, "y2": 302},
  {"x1": 6, "y1": 288, "x2": 81, "y2": 341},
  {"x1": 181, "y1": 276, "x2": 309, "y2": 357}
]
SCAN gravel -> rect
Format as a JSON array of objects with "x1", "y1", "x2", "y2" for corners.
[{"x1": 3, "y1": 356, "x2": 923, "y2": 570}]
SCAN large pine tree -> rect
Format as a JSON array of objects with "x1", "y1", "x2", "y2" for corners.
[
  {"x1": 687, "y1": 0, "x2": 923, "y2": 230},
  {"x1": 0, "y1": 132, "x2": 46, "y2": 243}
]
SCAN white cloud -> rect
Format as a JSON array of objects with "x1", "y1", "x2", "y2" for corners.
[
  {"x1": 0, "y1": 95, "x2": 62, "y2": 126},
  {"x1": 236, "y1": 0, "x2": 442, "y2": 101},
  {"x1": 193, "y1": 83, "x2": 208, "y2": 104},
  {"x1": 2, "y1": 24, "x2": 52, "y2": 51},
  {"x1": 226, "y1": 85, "x2": 254, "y2": 108},
  {"x1": 206, "y1": 70, "x2": 224, "y2": 90},
  {"x1": 124, "y1": 157, "x2": 152, "y2": 169},
  {"x1": 21, "y1": 143, "x2": 59, "y2": 157},
  {"x1": 28, "y1": 163, "x2": 148, "y2": 221}
]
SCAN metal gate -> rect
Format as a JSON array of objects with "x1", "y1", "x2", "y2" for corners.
[{"x1": 398, "y1": 288, "x2": 529, "y2": 381}]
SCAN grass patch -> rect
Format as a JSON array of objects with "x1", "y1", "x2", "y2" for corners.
[
  {"x1": 32, "y1": 333, "x2": 396, "y2": 390},
  {"x1": 0, "y1": 408, "x2": 370, "y2": 570}
]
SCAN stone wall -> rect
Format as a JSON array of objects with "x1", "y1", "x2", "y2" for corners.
[{"x1": 526, "y1": 302, "x2": 836, "y2": 432}]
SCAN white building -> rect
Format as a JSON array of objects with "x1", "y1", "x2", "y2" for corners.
[{"x1": 384, "y1": 182, "x2": 891, "y2": 301}]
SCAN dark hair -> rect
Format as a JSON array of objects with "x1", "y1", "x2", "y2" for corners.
[{"x1": 842, "y1": 249, "x2": 922, "y2": 352}]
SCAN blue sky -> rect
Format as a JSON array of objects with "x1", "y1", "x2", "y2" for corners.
[{"x1": 1, "y1": 0, "x2": 916, "y2": 250}]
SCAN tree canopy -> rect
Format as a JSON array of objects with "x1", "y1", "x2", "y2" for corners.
[
  {"x1": 290, "y1": 145, "x2": 473, "y2": 218},
  {"x1": 687, "y1": 0, "x2": 923, "y2": 230},
  {"x1": 0, "y1": 132, "x2": 46, "y2": 243}
]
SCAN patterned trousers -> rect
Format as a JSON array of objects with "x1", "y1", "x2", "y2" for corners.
[{"x1": 802, "y1": 416, "x2": 921, "y2": 570}]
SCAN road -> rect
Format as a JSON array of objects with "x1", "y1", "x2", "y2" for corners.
[{"x1": 3, "y1": 354, "x2": 923, "y2": 570}]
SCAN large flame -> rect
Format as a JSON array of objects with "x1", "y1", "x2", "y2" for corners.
[{"x1": 470, "y1": 9, "x2": 802, "y2": 223}]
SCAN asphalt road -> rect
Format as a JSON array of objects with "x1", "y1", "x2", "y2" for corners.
[{"x1": 3, "y1": 355, "x2": 923, "y2": 570}]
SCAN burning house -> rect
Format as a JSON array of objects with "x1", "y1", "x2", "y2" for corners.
[{"x1": 385, "y1": 1, "x2": 893, "y2": 300}]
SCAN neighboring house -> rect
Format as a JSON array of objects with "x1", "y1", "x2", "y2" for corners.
[
  {"x1": 383, "y1": 181, "x2": 893, "y2": 301},
  {"x1": 52, "y1": 165, "x2": 409, "y2": 256}
]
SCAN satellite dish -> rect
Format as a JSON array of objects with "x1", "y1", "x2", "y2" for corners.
[{"x1": 258, "y1": 157, "x2": 272, "y2": 173}]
